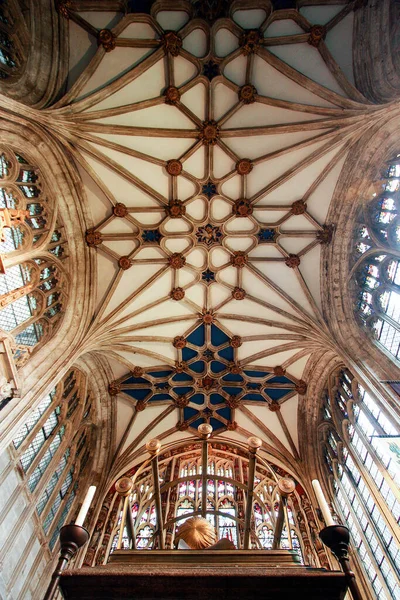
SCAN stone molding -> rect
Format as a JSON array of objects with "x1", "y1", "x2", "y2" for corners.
[
  {"x1": 353, "y1": 0, "x2": 400, "y2": 103},
  {"x1": 0, "y1": 0, "x2": 68, "y2": 108}
]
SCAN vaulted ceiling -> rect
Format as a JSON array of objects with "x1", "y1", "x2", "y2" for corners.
[{"x1": 43, "y1": 0, "x2": 376, "y2": 474}]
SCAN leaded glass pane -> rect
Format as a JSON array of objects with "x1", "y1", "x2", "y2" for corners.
[
  {"x1": 0, "y1": 293, "x2": 35, "y2": 331},
  {"x1": 36, "y1": 460, "x2": 65, "y2": 515},
  {"x1": 0, "y1": 226, "x2": 23, "y2": 253},
  {"x1": 19, "y1": 411, "x2": 61, "y2": 473},
  {"x1": 15, "y1": 321, "x2": 44, "y2": 346},
  {"x1": 12, "y1": 390, "x2": 55, "y2": 448},
  {"x1": 0, "y1": 186, "x2": 17, "y2": 208},
  {"x1": 0, "y1": 263, "x2": 30, "y2": 295}
]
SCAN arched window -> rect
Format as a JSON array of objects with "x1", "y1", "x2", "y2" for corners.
[
  {"x1": 320, "y1": 368, "x2": 400, "y2": 599},
  {"x1": 9, "y1": 368, "x2": 94, "y2": 550},
  {"x1": 351, "y1": 156, "x2": 400, "y2": 360},
  {"x1": 0, "y1": 147, "x2": 69, "y2": 366}
]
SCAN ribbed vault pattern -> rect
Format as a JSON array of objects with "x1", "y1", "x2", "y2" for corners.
[{"x1": 42, "y1": 0, "x2": 390, "y2": 469}]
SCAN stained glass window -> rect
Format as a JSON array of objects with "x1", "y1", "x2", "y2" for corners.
[
  {"x1": 321, "y1": 369, "x2": 400, "y2": 599},
  {"x1": 9, "y1": 369, "x2": 94, "y2": 550},
  {"x1": 136, "y1": 524, "x2": 155, "y2": 549},
  {"x1": 174, "y1": 457, "x2": 240, "y2": 544},
  {"x1": 218, "y1": 497, "x2": 237, "y2": 546},
  {"x1": 176, "y1": 498, "x2": 194, "y2": 522},
  {"x1": 352, "y1": 156, "x2": 400, "y2": 361}
]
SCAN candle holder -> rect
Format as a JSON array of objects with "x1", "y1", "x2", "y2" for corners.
[
  {"x1": 319, "y1": 525, "x2": 363, "y2": 600},
  {"x1": 43, "y1": 524, "x2": 89, "y2": 600}
]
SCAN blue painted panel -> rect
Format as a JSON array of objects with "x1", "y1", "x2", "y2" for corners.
[
  {"x1": 124, "y1": 389, "x2": 150, "y2": 401},
  {"x1": 172, "y1": 373, "x2": 193, "y2": 382},
  {"x1": 151, "y1": 370, "x2": 173, "y2": 378},
  {"x1": 222, "y1": 373, "x2": 244, "y2": 382},
  {"x1": 257, "y1": 228, "x2": 276, "y2": 243},
  {"x1": 210, "y1": 393, "x2": 225, "y2": 405},
  {"x1": 189, "y1": 393, "x2": 205, "y2": 405},
  {"x1": 187, "y1": 324, "x2": 205, "y2": 346},
  {"x1": 184, "y1": 406, "x2": 198, "y2": 419},
  {"x1": 142, "y1": 229, "x2": 162, "y2": 243},
  {"x1": 211, "y1": 324, "x2": 229, "y2": 346},
  {"x1": 211, "y1": 361, "x2": 225, "y2": 374},
  {"x1": 268, "y1": 376, "x2": 293, "y2": 385},
  {"x1": 246, "y1": 383, "x2": 262, "y2": 390},
  {"x1": 242, "y1": 393, "x2": 265, "y2": 401},
  {"x1": 173, "y1": 387, "x2": 193, "y2": 395},
  {"x1": 265, "y1": 388, "x2": 291, "y2": 400},
  {"x1": 210, "y1": 417, "x2": 224, "y2": 430},
  {"x1": 244, "y1": 370, "x2": 268, "y2": 378},
  {"x1": 191, "y1": 417, "x2": 205, "y2": 429},
  {"x1": 150, "y1": 393, "x2": 173, "y2": 401},
  {"x1": 218, "y1": 346, "x2": 234, "y2": 361},
  {"x1": 216, "y1": 407, "x2": 231, "y2": 420},
  {"x1": 222, "y1": 386, "x2": 241, "y2": 395},
  {"x1": 155, "y1": 382, "x2": 169, "y2": 390},
  {"x1": 189, "y1": 361, "x2": 205, "y2": 373},
  {"x1": 124, "y1": 376, "x2": 149, "y2": 385},
  {"x1": 182, "y1": 347, "x2": 198, "y2": 361}
]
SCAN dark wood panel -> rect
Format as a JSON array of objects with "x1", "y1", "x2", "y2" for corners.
[{"x1": 60, "y1": 552, "x2": 348, "y2": 600}]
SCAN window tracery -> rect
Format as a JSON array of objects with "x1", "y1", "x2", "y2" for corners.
[
  {"x1": 320, "y1": 368, "x2": 400, "y2": 600},
  {"x1": 9, "y1": 368, "x2": 94, "y2": 551},
  {"x1": 0, "y1": 147, "x2": 69, "y2": 368},
  {"x1": 351, "y1": 156, "x2": 400, "y2": 361}
]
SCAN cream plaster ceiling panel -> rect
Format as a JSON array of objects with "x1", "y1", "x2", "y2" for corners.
[{"x1": 44, "y1": 1, "x2": 380, "y2": 469}]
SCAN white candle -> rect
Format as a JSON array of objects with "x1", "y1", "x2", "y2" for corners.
[
  {"x1": 312, "y1": 479, "x2": 335, "y2": 527},
  {"x1": 75, "y1": 485, "x2": 96, "y2": 527}
]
